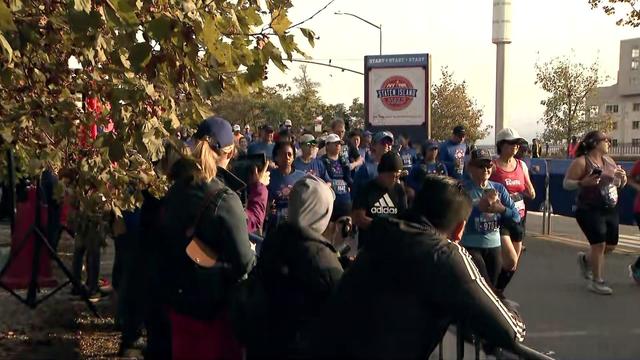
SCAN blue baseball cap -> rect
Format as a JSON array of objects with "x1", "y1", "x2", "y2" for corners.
[
  {"x1": 424, "y1": 140, "x2": 439, "y2": 150},
  {"x1": 194, "y1": 116, "x2": 234, "y2": 149},
  {"x1": 373, "y1": 131, "x2": 394, "y2": 144}
]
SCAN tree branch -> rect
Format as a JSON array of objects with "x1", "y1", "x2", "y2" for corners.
[{"x1": 288, "y1": 0, "x2": 335, "y2": 30}]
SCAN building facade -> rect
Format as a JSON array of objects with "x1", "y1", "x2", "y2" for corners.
[{"x1": 587, "y1": 38, "x2": 640, "y2": 146}]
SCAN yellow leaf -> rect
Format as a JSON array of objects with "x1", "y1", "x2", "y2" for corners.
[{"x1": 271, "y1": 10, "x2": 291, "y2": 36}]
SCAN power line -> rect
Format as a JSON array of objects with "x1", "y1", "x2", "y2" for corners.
[{"x1": 286, "y1": 59, "x2": 364, "y2": 75}]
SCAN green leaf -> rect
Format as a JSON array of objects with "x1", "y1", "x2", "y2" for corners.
[
  {"x1": 128, "y1": 42, "x2": 152, "y2": 72},
  {"x1": 108, "y1": 0, "x2": 138, "y2": 26},
  {"x1": 0, "y1": 2, "x2": 17, "y2": 31},
  {"x1": 74, "y1": 0, "x2": 91, "y2": 13},
  {"x1": 271, "y1": 10, "x2": 291, "y2": 36},
  {"x1": 299, "y1": 28, "x2": 315, "y2": 47},
  {"x1": 147, "y1": 16, "x2": 173, "y2": 41}
]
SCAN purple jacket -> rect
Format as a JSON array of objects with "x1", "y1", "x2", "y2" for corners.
[{"x1": 246, "y1": 182, "x2": 268, "y2": 234}]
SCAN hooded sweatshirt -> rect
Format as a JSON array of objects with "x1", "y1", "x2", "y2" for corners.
[{"x1": 288, "y1": 174, "x2": 335, "y2": 234}]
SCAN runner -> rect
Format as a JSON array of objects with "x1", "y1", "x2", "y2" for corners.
[
  {"x1": 352, "y1": 131, "x2": 394, "y2": 196},
  {"x1": 266, "y1": 141, "x2": 306, "y2": 234},
  {"x1": 461, "y1": 149, "x2": 521, "y2": 288},
  {"x1": 563, "y1": 131, "x2": 627, "y2": 295},
  {"x1": 352, "y1": 152, "x2": 407, "y2": 249},
  {"x1": 248, "y1": 125, "x2": 275, "y2": 161},
  {"x1": 490, "y1": 128, "x2": 536, "y2": 296},
  {"x1": 320, "y1": 134, "x2": 353, "y2": 234},
  {"x1": 397, "y1": 133, "x2": 417, "y2": 173},
  {"x1": 439, "y1": 125, "x2": 467, "y2": 180},
  {"x1": 406, "y1": 139, "x2": 448, "y2": 194},
  {"x1": 292, "y1": 134, "x2": 329, "y2": 180}
]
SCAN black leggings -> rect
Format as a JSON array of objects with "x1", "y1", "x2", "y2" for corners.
[
  {"x1": 575, "y1": 207, "x2": 619, "y2": 246},
  {"x1": 464, "y1": 246, "x2": 502, "y2": 289}
]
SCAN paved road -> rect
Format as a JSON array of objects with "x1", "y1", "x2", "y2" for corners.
[{"x1": 503, "y1": 214, "x2": 640, "y2": 360}]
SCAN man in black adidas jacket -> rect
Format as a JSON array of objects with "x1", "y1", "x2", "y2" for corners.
[{"x1": 311, "y1": 175, "x2": 526, "y2": 360}]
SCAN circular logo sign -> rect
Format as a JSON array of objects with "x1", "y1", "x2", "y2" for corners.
[{"x1": 376, "y1": 76, "x2": 418, "y2": 111}]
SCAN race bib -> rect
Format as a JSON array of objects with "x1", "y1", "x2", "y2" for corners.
[
  {"x1": 475, "y1": 213, "x2": 498, "y2": 234},
  {"x1": 514, "y1": 200, "x2": 526, "y2": 218},
  {"x1": 332, "y1": 179, "x2": 348, "y2": 195}
]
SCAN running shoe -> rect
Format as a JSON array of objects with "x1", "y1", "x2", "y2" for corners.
[
  {"x1": 587, "y1": 280, "x2": 613, "y2": 295},
  {"x1": 577, "y1": 252, "x2": 593, "y2": 280},
  {"x1": 630, "y1": 264, "x2": 640, "y2": 285}
]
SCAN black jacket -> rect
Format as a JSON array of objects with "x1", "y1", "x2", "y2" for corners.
[
  {"x1": 159, "y1": 178, "x2": 256, "y2": 319},
  {"x1": 311, "y1": 215, "x2": 526, "y2": 360},
  {"x1": 248, "y1": 222, "x2": 344, "y2": 359}
]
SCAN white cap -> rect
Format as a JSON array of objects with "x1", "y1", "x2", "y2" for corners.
[
  {"x1": 496, "y1": 127, "x2": 525, "y2": 144},
  {"x1": 284, "y1": 119, "x2": 293, "y2": 127},
  {"x1": 233, "y1": 124, "x2": 241, "y2": 132},
  {"x1": 325, "y1": 133, "x2": 344, "y2": 144}
]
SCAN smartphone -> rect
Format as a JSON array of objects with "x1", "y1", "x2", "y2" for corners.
[{"x1": 591, "y1": 168, "x2": 603, "y2": 177}]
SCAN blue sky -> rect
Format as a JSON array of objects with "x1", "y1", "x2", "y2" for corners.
[{"x1": 266, "y1": 0, "x2": 639, "y2": 143}]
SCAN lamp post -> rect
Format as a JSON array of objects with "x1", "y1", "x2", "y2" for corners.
[
  {"x1": 492, "y1": 0, "x2": 512, "y2": 135},
  {"x1": 334, "y1": 11, "x2": 382, "y2": 55}
]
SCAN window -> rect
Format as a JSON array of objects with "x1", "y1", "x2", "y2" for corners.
[
  {"x1": 589, "y1": 105, "x2": 599, "y2": 117},
  {"x1": 633, "y1": 139, "x2": 640, "y2": 147},
  {"x1": 634, "y1": 103, "x2": 640, "y2": 111},
  {"x1": 612, "y1": 139, "x2": 618, "y2": 147},
  {"x1": 634, "y1": 121, "x2": 640, "y2": 129},
  {"x1": 633, "y1": 48, "x2": 640, "y2": 58},
  {"x1": 605, "y1": 104, "x2": 619, "y2": 113},
  {"x1": 633, "y1": 60, "x2": 639, "y2": 70}
]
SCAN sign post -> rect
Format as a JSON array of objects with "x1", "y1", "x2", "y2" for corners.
[{"x1": 364, "y1": 54, "x2": 431, "y2": 143}]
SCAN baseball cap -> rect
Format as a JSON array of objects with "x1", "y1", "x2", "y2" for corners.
[
  {"x1": 233, "y1": 124, "x2": 241, "y2": 132},
  {"x1": 378, "y1": 151, "x2": 404, "y2": 173},
  {"x1": 264, "y1": 125, "x2": 275, "y2": 133},
  {"x1": 363, "y1": 130, "x2": 372, "y2": 137},
  {"x1": 284, "y1": 119, "x2": 293, "y2": 127},
  {"x1": 299, "y1": 134, "x2": 317, "y2": 145},
  {"x1": 496, "y1": 128, "x2": 525, "y2": 144},
  {"x1": 373, "y1": 131, "x2": 394, "y2": 144},
  {"x1": 194, "y1": 116, "x2": 234, "y2": 149},
  {"x1": 453, "y1": 125, "x2": 466, "y2": 136},
  {"x1": 470, "y1": 148, "x2": 492, "y2": 164},
  {"x1": 325, "y1": 133, "x2": 344, "y2": 144},
  {"x1": 423, "y1": 139, "x2": 439, "y2": 150}
]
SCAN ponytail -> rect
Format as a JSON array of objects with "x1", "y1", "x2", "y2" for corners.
[{"x1": 192, "y1": 139, "x2": 219, "y2": 181}]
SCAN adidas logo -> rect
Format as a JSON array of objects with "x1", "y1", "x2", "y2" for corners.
[{"x1": 371, "y1": 193, "x2": 398, "y2": 215}]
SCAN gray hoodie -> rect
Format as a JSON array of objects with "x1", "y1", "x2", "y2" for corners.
[{"x1": 288, "y1": 175, "x2": 335, "y2": 234}]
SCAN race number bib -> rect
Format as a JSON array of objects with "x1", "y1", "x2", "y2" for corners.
[
  {"x1": 332, "y1": 179, "x2": 348, "y2": 195},
  {"x1": 475, "y1": 213, "x2": 498, "y2": 234},
  {"x1": 514, "y1": 200, "x2": 526, "y2": 218}
]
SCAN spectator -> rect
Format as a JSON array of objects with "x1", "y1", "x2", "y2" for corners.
[
  {"x1": 406, "y1": 139, "x2": 447, "y2": 195},
  {"x1": 360, "y1": 130, "x2": 372, "y2": 162},
  {"x1": 347, "y1": 130, "x2": 364, "y2": 172},
  {"x1": 244, "y1": 124, "x2": 253, "y2": 143},
  {"x1": 248, "y1": 125, "x2": 276, "y2": 161},
  {"x1": 352, "y1": 152, "x2": 407, "y2": 249},
  {"x1": 531, "y1": 138, "x2": 542, "y2": 158},
  {"x1": 461, "y1": 149, "x2": 520, "y2": 289},
  {"x1": 237, "y1": 136, "x2": 248, "y2": 157},
  {"x1": 310, "y1": 175, "x2": 526, "y2": 360},
  {"x1": 266, "y1": 141, "x2": 306, "y2": 234},
  {"x1": 568, "y1": 136, "x2": 579, "y2": 158},
  {"x1": 293, "y1": 134, "x2": 329, "y2": 179},
  {"x1": 283, "y1": 119, "x2": 293, "y2": 131},
  {"x1": 320, "y1": 134, "x2": 354, "y2": 234},
  {"x1": 194, "y1": 117, "x2": 269, "y2": 235},
  {"x1": 563, "y1": 131, "x2": 627, "y2": 295},
  {"x1": 352, "y1": 131, "x2": 394, "y2": 196},
  {"x1": 233, "y1": 124, "x2": 242, "y2": 145},
  {"x1": 491, "y1": 128, "x2": 536, "y2": 297},
  {"x1": 397, "y1": 133, "x2": 417, "y2": 172},
  {"x1": 439, "y1": 125, "x2": 468, "y2": 179},
  {"x1": 246, "y1": 175, "x2": 343, "y2": 359}
]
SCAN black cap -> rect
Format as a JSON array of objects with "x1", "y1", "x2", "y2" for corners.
[
  {"x1": 264, "y1": 125, "x2": 275, "y2": 133},
  {"x1": 470, "y1": 148, "x2": 492, "y2": 163},
  {"x1": 378, "y1": 152, "x2": 404, "y2": 173},
  {"x1": 453, "y1": 125, "x2": 466, "y2": 136}
]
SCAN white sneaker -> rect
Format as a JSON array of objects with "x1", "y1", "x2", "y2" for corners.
[
  {"x1": 587, "y1": 280, "x2": 613, "y2": 295},
  {"x1": 577, "y1": 252, "x2": 593, "y2": 280}
]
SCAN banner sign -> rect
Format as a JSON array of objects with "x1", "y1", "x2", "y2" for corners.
[{"x1": 365, "y1": 54, "x2": 431, "y2": 141}]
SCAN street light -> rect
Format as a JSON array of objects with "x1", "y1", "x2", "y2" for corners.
[{"x1": 334, "y1": 11, "x2": 382, "y2": 55}]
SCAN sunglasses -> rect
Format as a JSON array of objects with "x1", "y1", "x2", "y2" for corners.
[
  {"x1": 472, "y1": 162, "x2": 493, "y2": 170},
  {"x1": 302, "y1": 141, "x2": 318, "y2": 147}
]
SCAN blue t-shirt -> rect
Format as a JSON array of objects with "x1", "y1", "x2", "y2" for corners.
[
  {"x1": 460, "y1": 180, "x2": 520, "y2": 249},
  {"x1": 399, "y1": 147, "x2": 418, "y2": 171},
  {"x1": 406, "y1": 161, "x2": 448, "y2": 192},
  {"x1": 321, "y1": 155, "x2": 352, "y2": 204},
  {"x1": 267, "y1": 168, "x2": 306, "y2": 226},
  {"x1": 352, "y1": 160, "x2": 378, "y2": 199},
  {"x1": 439, "y1": 140, "x2": 467, "y2": 179},
  {"x1": 292, "y1": 157, "x2": 330, "y2": 181},
  {"x1": 248, "y1": 142, "x2": 275, "y2": 160}
]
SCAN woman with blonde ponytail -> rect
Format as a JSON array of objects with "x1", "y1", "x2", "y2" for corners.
[{"x1": 157, "y1": 116, "x2": 255, "y2": 359}]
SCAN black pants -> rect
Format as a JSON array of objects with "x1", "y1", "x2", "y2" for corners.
[
  {"x1": 464, "y1": 246, "x2": 502, "y2": 289},
  {"x1": 71, "y1": 242, "x2": 101, "y2": 294}
]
